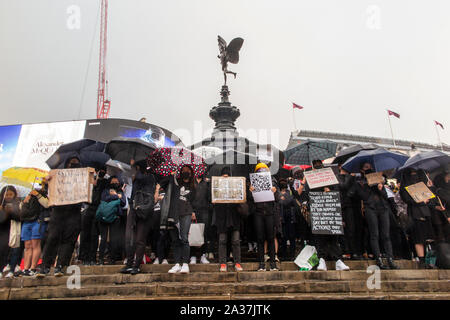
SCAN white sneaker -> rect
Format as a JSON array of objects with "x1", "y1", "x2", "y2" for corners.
[
  {"x1": 153, "y1": 258, "x2": 160, "y2": 265},
  {"x1": 264, "y1": 254, "x2": 270, "y2": 262},
  {"x1": 5, "y1": 272, "x2": 14, "y2": 278},
  {"x1": 162, "y1": 259, "x2": 169, "y2": 265},
  {"x1": 168, "y1": 263, "x2": 182, "y2": 273},
  {"x1": 317, "y1": 258, "x2": 327, "y2": 271},
  {"x1": 189, "y1": 256, "x2": 197, "y2": 265},
  {"x1": 335, "y1": 259, "x2": 350, "y2": 271},
  {"x1": 14, "y1": 266, "x2": 21, "y2": 273},
  {"x1": 180, "y1": 263, "x2": 190, "y2": 274},
  {"x1": 200, "y1": 254, "x2": 210, "y2": 264},
  {"x1": 3, "y1": 265, "x2": 10, "y2": 273}
]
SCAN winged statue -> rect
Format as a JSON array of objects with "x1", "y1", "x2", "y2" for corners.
[{"x1": 218, "y1": 35, "x2": 244, "y2": 85}]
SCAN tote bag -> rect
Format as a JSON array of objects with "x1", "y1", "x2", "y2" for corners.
[
  {"x1": 9, "y1": 220, "x2": 21, "y2": 248},
  {"x1": 188, "y1": 223, "x2": 205, "y2": 247}
]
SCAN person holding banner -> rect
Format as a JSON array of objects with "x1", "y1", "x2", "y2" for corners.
[
  {"x1": 36, "y1": 156, "x2": 85, "y2": 277},
  {"x1": 349, "y1": 162, "x2": 398, "y2": 270},
  {"x1": 301, "y1": 160, "x2": 350, "y2": 271},
  {"x1": 212, "y1": 166, "x2": 243, "y2": 272},
  {"x1": 249, "y1": 163, "x2": 279, "y2": 272},
  {"x1": 400, "y1": 168, "x2": 437, "y2": 269}
]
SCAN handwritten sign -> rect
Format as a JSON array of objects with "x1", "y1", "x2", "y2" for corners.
[
  {"x1": 405, "y1": 182, "x2": 436, "y2": 204},
  {"x1": 304, "y1": 167, "x2": 339, "y2": 190},
  {"x1": 365, "y1": 172, "x2": 384, "y2": 186},
  {"x1": 249, "y1": 172, "x2": 275, "y2": 203},
  {"x1": 48, "y1": 167, "x2": 95, "y2": 206},
  {"x1": 211, "y1": 176, "x2": 246, "y2": 204},
  {"x1": 309, "y1": 191, "x2": 344, "y2": 235}
]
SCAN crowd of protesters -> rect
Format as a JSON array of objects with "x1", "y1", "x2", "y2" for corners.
[{"x1": 0, "y1": 155, "x2": 449, "y2": 279}]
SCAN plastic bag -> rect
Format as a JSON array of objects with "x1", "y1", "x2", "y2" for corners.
[
  {"x1": 188, "y1": 223, "x2": 205, "y2": 247},
  {"x1": 294, "y1": 244, "x2": 319, "y2": 271}
]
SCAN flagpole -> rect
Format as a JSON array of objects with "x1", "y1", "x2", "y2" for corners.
[
  {"x1": 387, "y1": 113, "x2": 396, "y2": 148},
  {"x1": 292, "y1": 105, "x2": 298, "y2": 131},
  {"x1": 435, "y1": 123, "x2": 444, "y2": 151}
]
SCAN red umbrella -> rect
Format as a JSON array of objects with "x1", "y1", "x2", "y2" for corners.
[
  {"x1": 283, "y1": 164, "x2": 311, "y2": 171},
  {"x1": 147, "y1": 147, "x2": 207, "y2": 178}
]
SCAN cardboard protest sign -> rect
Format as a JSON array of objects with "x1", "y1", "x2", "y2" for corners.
[
  {"x1": 48, "y1": 167, "x2": 95, "y2": 206},
  {"x1": 249, "y1": 172, "x2": 275, "y2": 203},
  {"x1": 309, "y1": 191, "x2": 344, "y2": 235},
  {"x1": 405, "y1": 182, "x2": 436, "y2": 203},
  {"x1": 365, "y1": 172, "x2": 385, "y2": 186},
  {"x1": 211, "y1": 176, "x2": 246, "y2": 204},
  {"x1": 304, "y1": 167, "x2": 339, "y2": 190}
]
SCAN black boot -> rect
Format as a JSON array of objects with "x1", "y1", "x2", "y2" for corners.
[
  {"x1": 418, "y1": 257, "x2": 426, "y2": 269},
  {"x1": 376, "y1": 257, "x2": 388, "y2": 270},
  {"x1": 387, "y1": 257, "x2": 399, "y2": 270}
]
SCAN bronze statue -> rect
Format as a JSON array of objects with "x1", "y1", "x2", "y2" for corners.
[{"x1": 218, "y1": 35, "x2": 244, "y2": 85}]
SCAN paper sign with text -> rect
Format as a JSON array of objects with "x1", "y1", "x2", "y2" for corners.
[
  {"x1": 249, "y1": 172, "x2": 275, "y2": 203},
  {"x1": 304, "y1": 167, "x2": 339, "y2": 190},
  {"x1": 365, "y1": 172, "x2": 385, "y2": 186},
  {"x1": 405, "y1": 182, "x2": 436, "y2": 204},
  {"x1": 211, "y1": 176, "x2": 246, "y2": 204},
  {"x1": 48, "y1": 167, "x2": 95, "y2": 206},
  {"x1": 309, "y1": 191, "x2": 344, "y2": 235}
]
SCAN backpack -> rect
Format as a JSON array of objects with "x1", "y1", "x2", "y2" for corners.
[
  {"x1": 133, "y1": 190, "x2": 154, "y2": 220},
  {"x1": 96, "y1": 199, "x2": 121, "y2": 224},
  {"x1": 20, "y1": 197, "x2": 41, "y2": 222}
]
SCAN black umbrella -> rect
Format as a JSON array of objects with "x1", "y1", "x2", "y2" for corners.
[
  {"x1": 206, "y1": 150, "x2": 258, "y2": 178},
  {"x1": 284, "y1": 139, "x2": 337, "y2": 165},
  {"x1": 332, "y1": 143, "x2": 379, "y2": 164},
  {"x1": 46, "y1": 139, "x2": 108, "y2": 169},
  {"x1": 105, "y1": 137, "x2": 157, "y2": 165}
]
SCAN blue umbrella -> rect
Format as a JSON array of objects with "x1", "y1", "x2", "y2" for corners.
[
  {"x1": 284, "y1": 139, "x2": 337, "y2": 165},
  {"x1": 397, "y1": 150, "x2": 450, "y2": 172},
  {"x1": 342, "y1": 148, "x2": 409, "y2": 173}
]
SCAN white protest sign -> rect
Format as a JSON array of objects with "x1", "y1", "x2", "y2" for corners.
[
  {"x1": 304, "y1": 167, "x2": 339, "y2": 190},
  {"x1": 249, "y1": 172, "x2": 275, "y2": 203}
]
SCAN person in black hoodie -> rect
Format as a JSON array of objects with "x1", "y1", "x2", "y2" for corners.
[
  {"x1": 400, "y1": 168, "x2": 437, "y2": 268},
  {"x1": 36, "y1": 156, "x2": 85, "y2": 277},
  {"x1": 97, "y1": 176, "x2": 126, "y2": 265},
  {"x1": 350, "y1": 162, "x2": 398, "y2": 269},
  {"x1": 0, "y1": 186, "x2": 21, "y2": 278},
  {"x1": 120, "y1": 159, "x2": 156, "y2": 275},
  {"x1": 167, "y1": 165, "x2": 196, "y2": 274}
]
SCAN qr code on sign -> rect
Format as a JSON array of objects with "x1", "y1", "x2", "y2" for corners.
[{"x1": 250, "y1": 172, "x2": 272, "y2": 192}]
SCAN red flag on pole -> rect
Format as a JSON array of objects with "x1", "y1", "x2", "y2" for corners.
[
  {"x1": 435, "y1": 120, "x2": 444, "y2": 129},
  {"x1": 387, "y1": 109, "x2": 400, "y2": 119},
  {"x1": 293, "y1": 103, "x2": 303, "y2": 110}
]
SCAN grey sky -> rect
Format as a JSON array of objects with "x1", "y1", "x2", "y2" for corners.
[{"x1": 0, "y1": 0, "x2": 449, "y2": 149}]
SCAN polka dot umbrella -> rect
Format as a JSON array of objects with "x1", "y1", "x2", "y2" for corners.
[{"x1": 147, "y1": 147, "x2": 207, "y2": 178}]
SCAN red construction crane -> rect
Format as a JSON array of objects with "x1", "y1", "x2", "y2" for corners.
[{"x1": 97, "y1": 0, "x2": 111, "y2": 119}]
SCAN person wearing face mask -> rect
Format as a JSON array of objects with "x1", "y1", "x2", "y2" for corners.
[
  {"x1": 96, "y1": 176, "x2": 126, "y2": 265},
  {"x1": 120, "y1": 159, "x2": 157, "y2": 275},
  {"x1": 400, "y1": 168, "x2": 437, "y2": 269},
  {"x1": 0, "y1": 186, "x2": 21, "y2": 279},
  {"x1": 249, "y1": 163, "x2": 279, "y2": 271},
  {"x1": 289, "y1": 168, "x2": 311, "y2": 245},
  {"x1": 278, "y1": 178, "x2": 298, "y2": 260},
  {"x1": 299, "y1": 160, "x2": 350, "y2": 271},
  {"x1": 350, "y1": 162, "x2": 398, "y2": 270},
  {"x1": 36, "y1": 156, "x2": 85, "y2": 277},
  {"x1": 167, "y1": 165, "x2": 197, "y2": 274}
]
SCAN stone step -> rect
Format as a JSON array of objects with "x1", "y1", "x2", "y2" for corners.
[
  {"x1": 1, "y1": 269, "x2": 449, "y2": 289},
  {"x1": 68, "y1": 260, "x2": 420, "y2": 275},
  {"x1": 3, "y1": 279, "x2": 449, "y2": 300}
]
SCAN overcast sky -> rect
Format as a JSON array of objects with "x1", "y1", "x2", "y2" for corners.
[{"x1": 0, "y1": 0, "x2": 449, "y2": 149}]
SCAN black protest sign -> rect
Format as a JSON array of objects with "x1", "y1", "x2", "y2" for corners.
[{"x1": 309, "y1": 191, "x2": 344, "y2": 235}]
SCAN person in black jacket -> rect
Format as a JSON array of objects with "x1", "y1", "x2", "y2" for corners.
[
  {"x1": 431, "y1": 172, "x2": 450, "y2": 244},
  {"x1": 37, "y1": 156, "x2": 85, "y2": 277},
  {"x1": 350, "y1": 162, "x2": 398, "y2": 269},
  {"x1": 400, "y1": 168, "x2": 437, "y2": 268},
  {"x1": 212, "y1": 166, "x2": 244, "y2": 272},
  {"x1": 278, "y1": 178, "x2": 298, "y2": 260},
  {"x1": 79, "y1": 167, "x2": 108, "y2": 265},
  {"x1": 120, "y1": 159, "x2": 157, "y2": 275},
  {"x1": 0, "y1": 186, "x2": 21, "y2": 279},
  {"x1": 249, "y1": 163, "x2": 279, "y2": 271},
  {"x1": 97, "y1": 176, "x2": 126, "y2": 265},
  {"x1": 300, "y1": 160, "x2": 350, "y2": 271}
]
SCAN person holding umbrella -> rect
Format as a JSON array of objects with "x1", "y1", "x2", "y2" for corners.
[
  {"x1": 349, "y1": 162, "x2": 398, "y2": 269},
  {"x1": 399, "y1": 168, "x2": 437, "y2": 269}
]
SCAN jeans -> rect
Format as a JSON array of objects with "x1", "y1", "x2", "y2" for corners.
[
  {"x1": 169, "y1": 215, "x2": 191, "y2": 265},
  {"x1": 365, "y1": 207, "x2": 393, "y2": 258},
  {"x1": 42, "y1": 207, "x2": 81, "y2": 268},
  {"x1": 125, "y1": 209, "x2": 153, "y2": 268},
  {"x1": 218, "y1": 230, "x2": 241, "y2": 264},
  {"x1": 254, "y1": 214, "x2": 275, "y2": 264}
]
